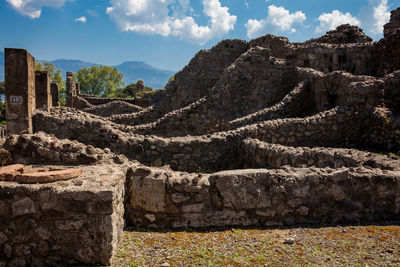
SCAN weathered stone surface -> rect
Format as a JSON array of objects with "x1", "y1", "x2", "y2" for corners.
[
  {"x1": 127, "y1": 167, "x2": 166, "y2": 212},
  {"x1": 15, "y1": 168, "x2": 82, "y2": 184},
  {"x1": 5, "y1": 48, "x2": 36, "y2": 135},
  {"x1": 35, "y1": 71, "x2": 52, "y2": 112},
  {"x1": 126, "y1": 166, "x2": 400, "y2": 229},
  {"x1": 307, "y1": 24, "x2": 372, "y2": 44},
  {"x1": 0, "y1": 164, "x2": 126, "y2": 265},
  {"x1": 0, "y1": 164, "x2": 24, "y2": 181}
]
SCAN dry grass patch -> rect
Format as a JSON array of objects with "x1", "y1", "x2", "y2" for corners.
[{"x1": 114, "y1": 224, "x2": 400, "y2": 266}]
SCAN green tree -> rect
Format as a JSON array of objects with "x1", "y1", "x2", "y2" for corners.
[
  {"x1": 113, "y1": 80, "x2": 153, "y2": 99},
  {"x1": 35, "y1": 62, "x2": 66, "y2": 105},
  {"x1": 74, "y1": 66, "x2": 125, "y2": 97},
  {"x1": 0, "y1": 81, "x2": 4, "y2": 95}
]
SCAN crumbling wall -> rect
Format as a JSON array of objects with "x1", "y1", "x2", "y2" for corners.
[
  {"x1": 250, "y1": 27, "x2": 376, "y2": 76},
  {"x1": 125, "y1": 166, "x2": 400, "y2": 229},
  {"x1": 83, "y1": 100, "x2": 143, "y2": 117},
  {"x1": 0, "y1": 164, "x2": 126, "y2": 266},
  {"x1": 80, "y1": 96, "x2": 135, "y2": 106},
  {"x1": 129, "y1": 48, "x2": 301, "y2": 137},
  {"x1": 377, "y1": 7, "x2": 400, "y2": 76},
  {"x1": 241, "y1": 138, "x2": 400, "y2": 170},
  {"x1": 33, "y1": 108, "x2": 242, "y2": 173},
  {"x1": 35, "y1": 71, "x2": 52, "y2": 112},
  {"x1": 5, "y1": 48, "x2": 36, "y2": 135}
]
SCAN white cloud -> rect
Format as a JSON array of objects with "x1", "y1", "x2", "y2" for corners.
[
  {"x1": 86, "y1": 9, "x2": 99, "y2": 17},
  {"x1": 371, "y1": 0, "x2": 390, "y2": 34},
  {"x1": 106, "y1": 0, "x2": 236, "y2": 45},
  {"x1": 316, "y1": 10, "x2": 360, "y2": 33},
  {"x1": 360, "y1": 0, "x2": 390, "y2": 36},
  {"x1": 74, "y1": 16, "x2": 87, "y2": 23},
  {"x1": 245, "y1": 5, "x2": 306, "y2": 38},
  {"x1": 5, "y1": 0, "x2": 68, "y2": 19}
]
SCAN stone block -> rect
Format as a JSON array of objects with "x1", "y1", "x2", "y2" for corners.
[{"x1": 0, "y1": 164, "x2": 125, "y2": 265}]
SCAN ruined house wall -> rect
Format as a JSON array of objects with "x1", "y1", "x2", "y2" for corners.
[
  {"x1": 377, "y1": 7, "x2": 400, "y2": 76},
  {"x1": 83, "y1": 100, "x2": 143, "y2": 117},
  {"x1": 50, "y1": 83, "x2": 60, "y2": 107},
  {"x1": 125, "y1": 166, "x2": 400, "y2": 229},
  {"x1": 108, "y1": 39, "x2": 250, "y2": 126},
  {"x1": 35, "y1": 71, "x2": 51, "y2": 112},
  {"x1": 81, "y1": 96, "x2": 135, "y2": 106},
  {"x1": 236, "y1": 107, "x2": 364, "y2": 148},
  {"x1": 241, "y1": 138, "x2": 400, "y2": 171},
  {"x1": 66, "y1": 72, "x2": 76, "y2": 108},
  {"x1": 5, "y1": 48, "x2": 36, "y2": 135},
  {"x1": 129, "y1": 48, "x2": 301, "y2": 137},
  {"x1": 32, "y1": 108, "x2": 242, "y2": 173},
  {"x1": 364, "y1": 107, "x2": 400, "y2": 151},
  {"x1": 0, "y1": 164, "x2": 126, "y2": 266},
  {"x1": 228, "y1": 81, "x2": 312, "y2": 129}
]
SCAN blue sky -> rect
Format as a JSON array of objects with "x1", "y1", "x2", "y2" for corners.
[{"x1": 1, "y1": 0, "x2": 399, "y2": 71}]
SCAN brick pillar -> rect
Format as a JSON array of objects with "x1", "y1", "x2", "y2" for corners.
[
  {"x1": 5, "y1": 48, "x2": 36, "y2": 134},
  {"x1": 76, "y1": 83, "x2": 80, "y2": 96},
  {"x1": 66, "y1": 72, "x2": 76, "y2": 107},
  {"x1": 35, "y1": 71, "x2": 52, "y2": 112},
  {"x1": 51, "y1": 83, "x2": 60, "y2": 107}
]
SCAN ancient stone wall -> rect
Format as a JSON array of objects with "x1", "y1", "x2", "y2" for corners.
[
  {"x1": 241, "y1": 138, "x2": 400, "y2": 170},
  {"x1": 66, "y1": 72, "x2": 76, "y2": 108},
  {"x1": 35, "y1": 71, "x2": 52, "y2": 112},
  {"x1": 126, "y1": 166, "x2": 400, "y2": 229},
  {"x1": 32, "y1": 108, "x2": 242, "y2": 173},
  {"x1": 0, "y1": 164, "x2": 125, "y2": 266},
  {"x1": 50, "y1": 83, "x2": 60, "y2": 107},
  {"x1": 83, "y1": 100, "x2": 143, "y2": 117},
  {"x1": 250, "y1": 29, "x2": 376, "y2": 76},
  {"x1": 5, "y1": 48, "x2": 36, "y2": 135},
  {"x1": 364, "y1": 107, "x2": 400, "y2": 150},
  {"x1": 81, "y1": 96, "x2": 135, "y2": 106}
]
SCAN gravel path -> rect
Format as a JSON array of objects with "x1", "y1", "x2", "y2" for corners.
[{"x1": 113, "y1": 224, "x2": 400, "y2": 266}]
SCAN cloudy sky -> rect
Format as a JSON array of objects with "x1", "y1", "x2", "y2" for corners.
[{"x1": 1, "y1": 0, "x2": 399, "y2": 71}]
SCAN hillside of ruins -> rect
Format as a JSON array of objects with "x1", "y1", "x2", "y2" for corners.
[{"x1": 0, "y1": 6, "x2": 400, "y2": 266}]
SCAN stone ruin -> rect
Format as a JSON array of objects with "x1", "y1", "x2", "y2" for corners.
[{"x1": 1, "y1": 7, "x2": 400, "y2": 266}]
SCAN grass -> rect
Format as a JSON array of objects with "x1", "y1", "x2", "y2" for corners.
[{"x1": 112, "y1": 224, "x2": 400, "y2": 266}]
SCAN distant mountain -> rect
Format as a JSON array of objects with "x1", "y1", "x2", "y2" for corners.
[
  {"x1": 116, "y1": 61, "x2": 175, "y2": 89},
  {"x1": 0, "y1": 51, "x2": 176, "y2": 89}
]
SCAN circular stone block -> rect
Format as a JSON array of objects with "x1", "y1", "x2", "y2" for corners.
[{"x1": 15, "y1": 168, "x2": 83, "y2": 184}]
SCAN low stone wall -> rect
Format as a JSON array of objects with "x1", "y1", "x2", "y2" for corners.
[
  {"x1": 365, "y1": 107, "x2": 400, "y2": 150},
  {"x1": 241, "y1": 138, "x2": 400, "y2": 170},
  {"x1": 83, "y1": 100, "x2": 143, "y2": 117},
  {"x1": 0, "y1": 164, "x2": 126, "y2": 265},
  {"x1": 81, "y1": 96, "x2": 135, "y2": 106},
  {"x1": 228, "y1": 81, "x2": 312, "y2": 129},
  {"x1": 33, "y1": 109, "x2": 242, "y2": 173},
  {"x1": 236, "y1": 107, "x2": 363, "y2": 148},
  {"x1": 126, "y1": 166, "x2": 400, "y2": 229},
  {"x1": 3, "y1": 133, "x2": 128, "y2": 166}
]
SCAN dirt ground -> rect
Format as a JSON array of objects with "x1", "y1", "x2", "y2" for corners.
[{"x1": 113, "y1": 223, "x2": 400, "y2": 266}]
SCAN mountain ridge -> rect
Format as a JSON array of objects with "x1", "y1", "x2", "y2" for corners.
[{"x1": 0, "y1": 51, "x2": 175, "y2": 89}]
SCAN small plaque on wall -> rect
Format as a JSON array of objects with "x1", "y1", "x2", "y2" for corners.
[{"x1": 10, "y1": 96, "x2": 22, "y2": 104}]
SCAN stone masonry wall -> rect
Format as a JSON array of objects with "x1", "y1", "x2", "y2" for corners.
[
  {"x1": 241, "y1": 138, "x2": 400, "y2": 171},
  {"x1": 0, "y1": 164, "x2": 126, "y2": 266},
  {"x1": 126, "y1": 166, "x2": 400, "y2": 229},
  {"x1": 83, "y1": 100, "x2": 143, "y2": 117}
]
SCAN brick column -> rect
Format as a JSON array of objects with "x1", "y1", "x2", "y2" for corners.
[
  {"x1": 5, "y1": 48, "x2": 36, "y2": 134},
  {"x1": 35, "y1": 71, "x2": 52, "y2": 112},
  {"x1": 51, "y1": 83, "x2": 60, "y2": 107},
  {"x1": 66, "y1": 72, "x2": 76, "y2": 108}
]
